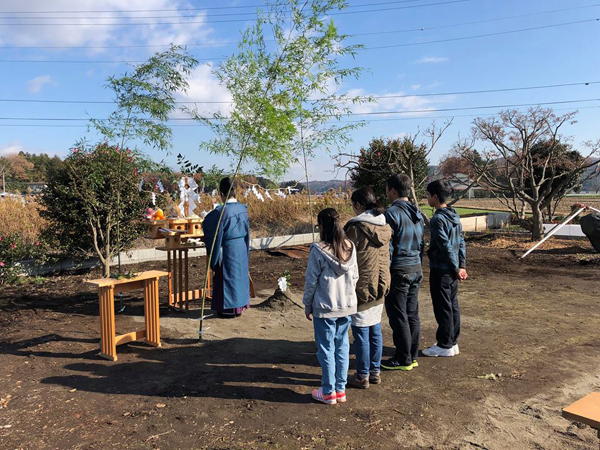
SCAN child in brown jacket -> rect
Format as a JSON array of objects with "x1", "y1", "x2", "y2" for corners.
[{"x1": 344, "y1": 187, "x2": 392, "y2": 388}]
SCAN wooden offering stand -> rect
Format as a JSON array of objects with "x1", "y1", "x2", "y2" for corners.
[
  {"x1": 86, "y1": 270, "x2": 168, "y2": 361},
  {"x1": 147, "y1": 217, "x2": 210, "y2": 311}
]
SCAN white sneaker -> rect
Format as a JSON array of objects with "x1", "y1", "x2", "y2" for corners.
[
  {"x1": 453, "y1": 344, "x2": 460, "y2": 355},
  {"x1": 422, "y1": 344, "x2": 455, "y2": 357}
]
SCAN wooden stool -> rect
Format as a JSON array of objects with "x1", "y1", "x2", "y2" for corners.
[
  {"x1": 562, "y1": 392, "x2": 600, "y2": 443},
  {"x1": 86, "y1": 270, "x2": 168, "y2": 361}
]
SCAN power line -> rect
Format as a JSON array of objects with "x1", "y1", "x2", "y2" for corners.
[
  {"x1": 355, "y1": 3, "x2": 600, "y2": 36},
  {"x1": 1, "y1": 16, "x2": 597, "y2": 64},
  {"x1": 0, "y1": 58, "x2": 217, "y2": 64},
  {"x1": 1, "y1": 97, "x2": 599, "y2": 121},
  {"x1": 1, "y1": 81, "x2": 598, "y2": 105},
  {"x1": 0, "y1": 0, "x2": 423, "y2": 19},
  {"x1": 0, "y1": 0, "x2": 421, "y2": 14},
  {"x1": 2, "y1": 106, "x2": 600, "y2": 128},
  {"x1": 0, "y1": 0, "x2": 467, "y2": 25},
  {"x1": 367, "y1": 18, "x2": 600, "y2": 49},
  {"x1": 351, "y1": 98, "x2": 600, "y2": 116},
  {"x1": 3, "y1": 3, "x2": 598, "y2": 50}
]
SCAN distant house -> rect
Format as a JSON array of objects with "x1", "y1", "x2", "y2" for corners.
[
  {"x1": 448, "y1": 173, "x2": 486, "y2": 199},
  {"x1": 26, "y1": 182, "x2": 47, "y2": 195}
]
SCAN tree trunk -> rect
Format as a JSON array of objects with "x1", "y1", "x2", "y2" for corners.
[
  {"x1": 531, "y1": 202, "x2": 545, "y2": 240},
  {"x1": 104, "y1": 225, "x2": 111, "y2": 278},
  {"x1": 103, "y1": 259, "x2": 111, "y2": 278}
]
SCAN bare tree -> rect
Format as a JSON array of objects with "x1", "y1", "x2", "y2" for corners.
[{"x1": 456, "y1": 107, "x2": 600, "y2": 239}]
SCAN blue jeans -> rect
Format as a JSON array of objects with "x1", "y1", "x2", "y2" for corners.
[
  {"x1": 313, "y1": 316, "x2": 351, "y2": 395},
  {"x1": 351, "y1": 322, "x2": 383, "y2": 377}
]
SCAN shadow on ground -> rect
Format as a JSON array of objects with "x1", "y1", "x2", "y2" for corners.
[{"x1": 3, "y1": 334, "x2": 321, "y2": 404}]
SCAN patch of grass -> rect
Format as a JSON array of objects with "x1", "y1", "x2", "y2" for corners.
[{"x1": 419, "y1": 205, "x2": 498, "y2": 218}]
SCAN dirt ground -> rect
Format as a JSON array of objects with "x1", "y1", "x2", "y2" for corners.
[{"x1": 1, "y1": 236, "x2": 599, "y2": 450}]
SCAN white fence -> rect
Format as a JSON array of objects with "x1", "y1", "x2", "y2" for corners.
[{"x1": 21, "y1": 213, "x2": 512, "y2": 275}]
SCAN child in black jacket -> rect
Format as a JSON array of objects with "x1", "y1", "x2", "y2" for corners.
[{"x1": 423, "y1": 180, "x2": 468, "y2": 357}]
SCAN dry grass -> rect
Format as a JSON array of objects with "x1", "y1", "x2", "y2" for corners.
[
  {"x1": 208, "y1": 190, "x2": 353, "y2": 238},
  {"x1": 0, "y1": 192, "x2": 354, "y2": 253},
  {"x1": 0, "y1": 197, "x2": 47, "y2": 243},
  {"x1": 470, "y1": 235, "x2": 587, "y2": 252}
]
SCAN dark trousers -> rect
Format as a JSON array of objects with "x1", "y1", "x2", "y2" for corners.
[
  {"x1": 385, "y1": 271, "x2": 422, "y2": 366},
  {"x1": 429, "y1": 269, "x2": 460, "y2": 349}
]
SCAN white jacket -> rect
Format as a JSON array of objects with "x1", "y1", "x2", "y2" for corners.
[{"x1": 302, "y1": 242, "x2": 359, "y2": 319}]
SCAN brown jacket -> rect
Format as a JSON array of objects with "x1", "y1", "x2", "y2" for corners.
[{"x1": 344, "y1": 213, "x2": 392, "y2": 313}]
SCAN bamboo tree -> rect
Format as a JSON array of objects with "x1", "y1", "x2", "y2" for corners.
[
  {"x1": 186, "y1": 0, "x2": 369, "y2": 339},
  {"x1": 90, "y1": 45, "x2": 198, "y2": 275}
]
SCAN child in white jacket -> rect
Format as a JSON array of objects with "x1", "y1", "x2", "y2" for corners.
[{"x1": 303, "y1": 208, "x2": 359, "y2": 405}]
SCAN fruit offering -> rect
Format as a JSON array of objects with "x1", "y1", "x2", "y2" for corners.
[{"x1": 144, "y1": 208, "x2": 166, "y2": 221}]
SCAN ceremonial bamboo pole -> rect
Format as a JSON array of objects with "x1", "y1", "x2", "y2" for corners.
[{"x1": 521, "y1": 207, "x2": 585, "y2": 259}]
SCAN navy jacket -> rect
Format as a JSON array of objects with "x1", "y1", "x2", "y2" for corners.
[
  {"x1": 384, "y1": 200, "x2": 425, "y2": 273},
  {"x1": 427, "y1": 207, "x2": 467, "y2": 272}
]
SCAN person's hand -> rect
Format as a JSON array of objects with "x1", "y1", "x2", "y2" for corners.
[
  {"x1": 305, "y1": 312, "x2": 313, "y2": 321},
  {"x1": 457, "y1": 268, "x2": 468, "y2": 281}
]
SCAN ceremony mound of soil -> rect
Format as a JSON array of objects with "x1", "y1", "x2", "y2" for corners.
[
  {"x1": 0, "y1": 237, "x2": 599, "y2": 449},
  {"x1": 256, "y1": 288, "x2": 303, "y2": 312}
]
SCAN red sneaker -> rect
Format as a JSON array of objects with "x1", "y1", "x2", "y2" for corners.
[
  {"x1": 312, "y1": 388, "x2": 337, "y2": 405},
  {"x1": 335, "y1": 391, "x2": 347, "y2": 403}
]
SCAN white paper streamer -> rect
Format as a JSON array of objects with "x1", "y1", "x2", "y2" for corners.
[
  {"x1": 277, "y1": 277, "x2": 288, "y2": 293},
  {"x1": 138, "y1": 179, "x2": 143, "y2": 192},
  {"x1": 151, "y1": 192, "x2": 156, "y2": 206},
  {"x1": 251, "y1": 186, "x2": 265, "y2": 202},
  {"x1": 178, "y1": 177, "x2": 201, "y2": 217}
]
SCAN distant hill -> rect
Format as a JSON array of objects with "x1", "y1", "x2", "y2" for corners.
[
  {"x1": 297, "y1": 162, "x2": 600, "y2": 194},
  {"x1": 581, "y1": 160, "x2": 600, "y2": 192},
  {"x1": 305, "y1": 179, "x2": 351, "y2": 193}
]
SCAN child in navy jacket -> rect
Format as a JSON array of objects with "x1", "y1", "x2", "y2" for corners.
[{"x1": 423, "y1": 180, "x2": 468, "y2": 357}]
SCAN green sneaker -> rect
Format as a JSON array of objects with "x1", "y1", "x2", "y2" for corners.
[
  {"x1": 381, "y1": 359, "x2": 413, "y2": 371},
  {"x1": 411, "y1": 360, "x2": 419, "y2": 368}
]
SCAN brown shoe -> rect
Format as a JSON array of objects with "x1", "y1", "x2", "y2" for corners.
[
  {"x1": 369, "y1": 372, "x2": 381, "y2": 384},
  {"x1": 348, "y1": 373, "x2": 369, "y2": 389}
]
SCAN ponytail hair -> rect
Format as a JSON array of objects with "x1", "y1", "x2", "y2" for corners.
[
  {"x1": 351, "y1": 186, "x2": 385, "y2": 216},
  {"x1": 317, "y1": 208, "x2": 352, "y2": 262}
]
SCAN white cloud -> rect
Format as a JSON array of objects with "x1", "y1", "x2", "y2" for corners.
[
  {"x1": 0, "y1": 1, "x2": 216, "y2": 56},
  {"x1": 411, "y1": 84, "x2": 421, "y2": 91},
  {"x1": 0, "y1": 141, "x2": 26, "y2": 155},
  {"x1": 173, "y1": 63, "x2": 233, "y2": 117},
  {"x1": 343, "y1": 88, "x2": 456, "y2": 118},
  {"x1": 414, "y1": 56, "x2": 449, "y2": 64},
  {"x1": 27, "y1": 75, "x2": 54, "y2": 94},
  {"x1": 390, "y1": 132, "x2": 408, "y2": 140}
]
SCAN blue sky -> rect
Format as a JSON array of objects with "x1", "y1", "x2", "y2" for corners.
[{"x1": 1, "y1": 0, "x2": 599, "y2": 181}]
